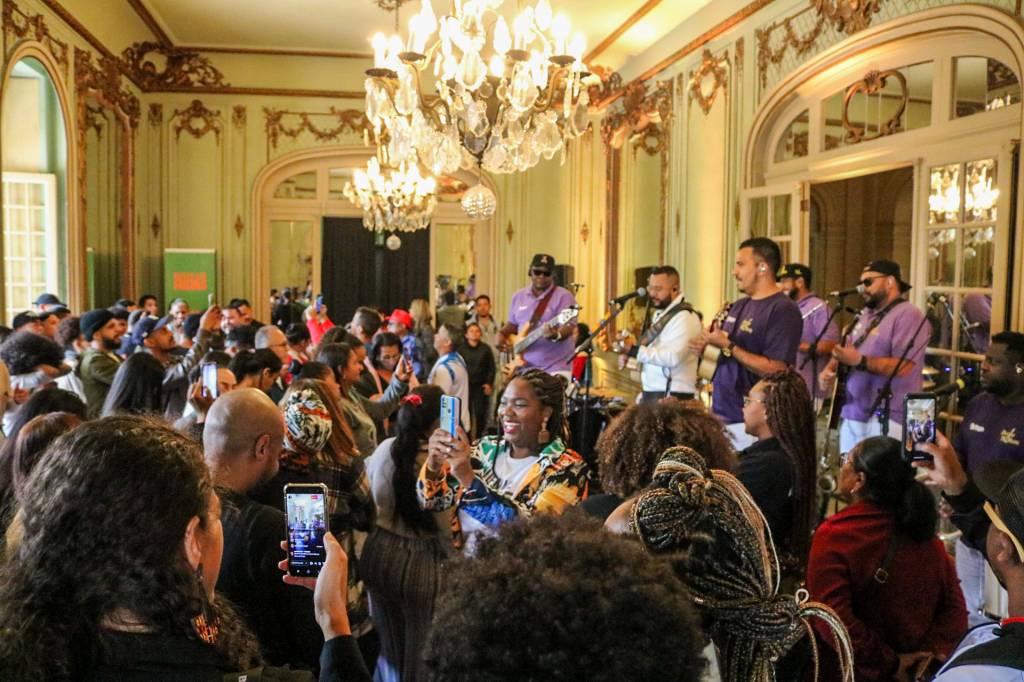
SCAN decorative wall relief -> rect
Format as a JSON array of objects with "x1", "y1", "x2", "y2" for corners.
[
  {"x1": 734, "y1": 37, "x2": 744, "y2": 80},
  {"x1": 505, "y1": 220, "x2": 514, "y2": 244},
  {"x1": 148, "y1": 102, "x2": 163, "y2": 127},
  {"x1": 587, "y1": 66, "x2": 624, "y2": 108},
  {"x1": 263, "y1": 107, "x2": 368, "y2": 153},
  {"x1": 172, "y1": 99, "x2": 221, "y2": 141},
  {"x1": 600, "y1": 79, "x2": 672, "y2": 150},
  {"x1": 232, "y1": 105, "x2": 247, "y2": 128},
  {"x1": 755, "y1": 8, "x2": 825, "y2": 90},
  {"x1": 121, "y1": 41, "x2": 228, "y2": 90},
  {"x1": 688, "y1": 48, "x2": 729, "y2": 116},
  {"x1": 74, "y1": 48, "x2": 141, "y2": 129},
  {"x1": 813, "y1": 0, "x2": 884, "y2": 35},
  {"x1": 84, "y1": 104, "x2": 105, "y2": 138},
  {"x1": 842, "y1": 69, "x2": 907, "y2": 143},
  {"x1": 2, "y1": 0, "x2": 69, "y2": 72},
  {"x1": 234, "y1": 215, "x2": 244, "y2": 238},
  {"x1": 150, "y1": 214, "x2": 160, "y2": 238}
]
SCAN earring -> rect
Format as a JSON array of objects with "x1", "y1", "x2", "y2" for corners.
[
  {"x1": 190, "y1": 564, "x2": 220, "y2": 645},
  {"x1": 1017, "y1": 364, "x2": 1023, "y2": 375},
  {"x1": 538, "y1": 419, "x2": 550, "y2": 445}
]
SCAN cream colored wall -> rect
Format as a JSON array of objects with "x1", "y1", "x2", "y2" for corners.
[{"x1": 1, "y1": 77, "x2": 43, "y2": 172}]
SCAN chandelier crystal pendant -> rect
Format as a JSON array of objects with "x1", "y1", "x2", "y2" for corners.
[
  {"x1": 363, "y1": 0, "x2": 591, "y2": 178},
  {"x1": 342, "y1": 148, "x2": 438, "y2": 232}
]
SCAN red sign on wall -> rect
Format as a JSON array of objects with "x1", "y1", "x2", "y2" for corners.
[{"x1": 173, "y1": 272, "x2": 208, "y2": 291}]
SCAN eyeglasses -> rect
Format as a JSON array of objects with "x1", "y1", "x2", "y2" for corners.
[
  {"x1": 531, "y1": 269, "x2": 552, "y2": 277},
  {"x1": 859, "y1": 275, "x2": 883, "y2": 288},
  {"x1": 742, "y1": 395, "x2": 765, "y2": 407},
  {"x1": 839, "y1": 451, "x2": 853, "y2": 467}
]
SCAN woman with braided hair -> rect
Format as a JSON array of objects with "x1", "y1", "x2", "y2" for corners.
[
  {"x1": 738, "y1": 369, "x2": 817, "y2": 572},
  {"x1": 418, "y1": 368, "x2": 590, "y2": 550},
  {"x1": 610, "y1": 445, "x2": 855, "y2": 682}
]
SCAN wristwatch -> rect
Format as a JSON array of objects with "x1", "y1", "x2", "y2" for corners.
[{"x1": 722, "y1": 341, "x2": 736, "y2": 358}]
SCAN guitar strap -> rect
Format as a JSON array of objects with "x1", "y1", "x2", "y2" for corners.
[
  {"x1": 527, "y1": 286, "x2": 558, "y2": 329},
  {"x1": 849, "y1": 298, "x2": 905, "y2": 350},
  {"x1": 639, "y1": 300, "x2": 693, "y2": 346}
]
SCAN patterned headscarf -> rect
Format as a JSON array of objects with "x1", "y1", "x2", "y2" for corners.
[{"x1": 282, "y1": 387, "x2": 332, "y2": 455}]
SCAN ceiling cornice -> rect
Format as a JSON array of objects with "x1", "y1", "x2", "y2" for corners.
[
  {"x1": 585, "y1": 0, "x2": 662, "y2": 65},
  {"x1": 125, "y1": 0, "x2": 172, "y2": 48},
  {"x1": 183, "y1": 45, "x2": 372, "y2": 60}
]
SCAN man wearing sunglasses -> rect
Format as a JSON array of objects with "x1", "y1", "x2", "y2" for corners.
[
  {"x1": 820, "y1": 259, "x2": 930, "y2": 453},
  {"x1": 496, "y1": 253, "x2": 578, "y2": 374}
]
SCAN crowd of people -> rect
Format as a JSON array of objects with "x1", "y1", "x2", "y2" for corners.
[{"x1": 0, "y1": 240, "x2": 1021, "y2": 681}]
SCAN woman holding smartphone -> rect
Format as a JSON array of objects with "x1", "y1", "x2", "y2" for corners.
[{"x1": 418, "y1": 368, "x2": 590, "y2": 550}]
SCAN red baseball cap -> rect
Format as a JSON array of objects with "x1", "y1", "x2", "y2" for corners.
[{"x1": 387, "y1": 309, "x2": 414, "y2": 330}]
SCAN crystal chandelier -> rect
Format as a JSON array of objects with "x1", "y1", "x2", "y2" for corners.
[
  {"x1": 363, "y1": 0, "x2": 591, "y2": 179},
  {"x1": 342, "y1": 151, "x2": 438, "y2": 232}
]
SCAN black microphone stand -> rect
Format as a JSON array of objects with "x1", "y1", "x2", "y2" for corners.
[
  {"x1": 867, "y1": 312, "x2": 930, "y2": 436},
  {"x1": 800, "y1": 297, "x2": 847, "y2": 414}
]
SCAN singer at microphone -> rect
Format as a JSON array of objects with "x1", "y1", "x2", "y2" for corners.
[
  {"x1": 828, "y1": 284, "x2": 865, "y2": 298},
  {"x1": 931, "y1": 378, "x2": 966, "y2": 398},
  {"x1": 609, "y1": 288, "x2": 647, "y2": 307}
]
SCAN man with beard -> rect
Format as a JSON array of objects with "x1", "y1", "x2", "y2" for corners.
[
  {"x1": 617, "y1": 265, "x2": 702, "y2": 403},
  {"x1": 778, "y1": 263, "x2": 838, "y2": 408},
  {"x1": 76, "y1": 308, "x2": 126, "y2": 417},
  {"x1": 690, "y1": 238, "x2": 802, "y2": 449},
  {"x1": 819, "y1": 260, "x2": 930, "y2": 453}
]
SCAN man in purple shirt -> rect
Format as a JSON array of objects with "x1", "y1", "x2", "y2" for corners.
[
  {"x1": 691, "y1": 238, "x2": 802, "y2": 450},
  {"x1": 779, "y1": 263, "x2": 838, "y2": 408},
  {"x1": 495, "y1": 254, "x2": 578, "y2": 374},
  {"x1": 820, "y1": 260, "x2": 931, "y2": 453}
]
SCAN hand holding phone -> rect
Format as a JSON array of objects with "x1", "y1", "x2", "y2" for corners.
[
  {"x1": 285, "y1": 483, "x2": 330, "y2": 578},
  {"x1": 440, "y1": 395, "x2": 461, "y2": 436},
  {"x1": 903, "y1": 393, "x2": 937, "y2": 462},
  {"x1": 200, "y1": 361, "x2": 219, "y2": 399},
  {"x1": 315, "y1": 294, "x2": 324, "y2": 314}
]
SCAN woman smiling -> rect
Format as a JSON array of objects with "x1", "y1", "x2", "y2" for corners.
[{"x1": 417, "y1": 369, "x2": 590, "y2": 549}]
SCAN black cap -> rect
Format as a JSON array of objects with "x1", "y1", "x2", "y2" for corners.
[
  {"x1": 33, "y1": 292, "x2": 62, "y2": 306},
  {"x1": 81, "y1": 309, "x2": 115, "y2": 341},
  {"x1": 530, "y1": 254, "x2": 556, "y2": 272},
  {"x1": 778, "y1": 263, "x2": 811, "y2": 281},
  {"x1": 863, "y1": 260, "x2": 911, "y2": 292},
  {"x1": 11, "y1": 311, "x2": 40, "y2": 329},
  {"x1": 183, "y1": 312, "x2": 203, "y2": 340},
  {"x1": 975, "y1": 461, "x2": 1024, "y2": 562},
  {"x1": 132, "y1": 315, "x2": 170, "y2": 344}
]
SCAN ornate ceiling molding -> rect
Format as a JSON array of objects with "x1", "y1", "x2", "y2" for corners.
[
  {"x1": 74, "y1": 48, "x2": 141, "y2": 129},
  {"x1": 121, "y1": 41, "x2": 228, "y2": 90},
  {"x1": 587, "y1": 65, "x2": 624, "y2": 109},
  {"x1": 600, "y1": 79, "x2": 672, "y2": 151},
  {"x1": 172, "y1": 99, "x2": 222, "y2": 141},
  {"x1": 688, "y1": 48, "x2": 729, "y2": 116},
  {"x1": 263, "y1": 107, "x2": 368, "y2": 151},
  {"x1": 813, "y1": 0, "x2": 884, "y2": 36},
  {"x1": 2, "y1": 0, "x2": 69, "y2": 72}
]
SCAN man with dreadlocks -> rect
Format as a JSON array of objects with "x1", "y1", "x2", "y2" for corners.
[
  {"x1": 738, "y1": 369, "x2": 818, "y2": 577},
  {"x1": 607, "y1": 445, "x2": 855, "y2": 682}
]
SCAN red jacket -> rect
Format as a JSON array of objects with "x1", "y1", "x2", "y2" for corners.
[{"x1": 807, "y1": 501, "x2": 966, "y2": 681}]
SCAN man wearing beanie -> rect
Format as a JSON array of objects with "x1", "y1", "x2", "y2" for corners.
[{"x1": 76, "y1": 309, "x2": 124, "y2": 418}]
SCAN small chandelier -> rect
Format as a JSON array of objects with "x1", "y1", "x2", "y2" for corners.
[
  {"x1": 342, "y1": 151, "x2": 438, "y2": 232},
  {"x1": 363, "y1": 0, "x2": 591, "y2": 180}
]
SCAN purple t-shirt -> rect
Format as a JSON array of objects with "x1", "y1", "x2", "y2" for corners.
[
  {"x1": 840, "y1": 301, "x2": 930, "y2": 424},
  {"x1": 507, "y1": 285, "x2": 577, "y2": 372},
  {"x1": 796, "y1": 294, "x2": 839, "y2": 400},
  {"x1": 961, "y1": 293, "x2": 991, "y2": 354},
  {"x1": 953, "y1": 392, "x2": 1024, "y2": 474},
  {"x1": 712, "y1": 291, "x2": 802, "y2": 423}
]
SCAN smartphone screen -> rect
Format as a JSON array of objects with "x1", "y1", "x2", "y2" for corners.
[
  {"x1": 285, "y1": 484, "x2": 329, "y2": 577},
  {"x1": 903, "y1": 393, "x2": 937, "y2": 461},
  {"x1": 440, "y1": 395, "x2": 460, "y2": 436},
  {"x1": 315, "y1": 294, "x2": 324, "y2": 313},
  {"x1": 201, "y1": 362, "x2": 219, "y2": 399}
]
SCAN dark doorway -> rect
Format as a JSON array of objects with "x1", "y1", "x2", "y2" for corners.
[{"x1": 320, "y1": 217, "x2": 431, "y2": 323}]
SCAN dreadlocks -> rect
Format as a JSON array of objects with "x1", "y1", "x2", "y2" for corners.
[
  {"x1": 511, "y1": 368, "x2": 568, "y2": 441},
  {"x1": 761, "y1": 369, "x2": 817, "y2": 564},
  {"x1": 630, "y1": 446, "x2": 853, "y2": 682}
]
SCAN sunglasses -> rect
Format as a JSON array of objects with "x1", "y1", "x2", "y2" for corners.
[
  {"x1": 531, "y1": 269, "x2": 552, "y2": 277},
  {"x1": 859, "y1": 275, "x2": 884, "y2": 288}
]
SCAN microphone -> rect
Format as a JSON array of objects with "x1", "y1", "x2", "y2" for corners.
[
  {"x1": 928, "y1": 292, "x2": 948, "y2": 304},
  {"x1": 609, "y1": 288, "x2": 646, "y2": 306},
  {"x1": 933, "y1": 378, "x2": 967, "y2": 398},
  {"x1": 828, "y1": 284, "x2": 865, "y2": 298}
]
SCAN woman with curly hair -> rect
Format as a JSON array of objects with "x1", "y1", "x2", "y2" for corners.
[
  {"x1": 418, "y1": 368, "x2": 590, "y2": 550},
  {"x1": 0, "y1": 330, "x2": 67, "y2": 433},
  {"x1": 582, "y1": 400, "x2": 736, "y2": 521},
  {"x1": 0, "y1": 415, "x2": 369, "y2": 680}
]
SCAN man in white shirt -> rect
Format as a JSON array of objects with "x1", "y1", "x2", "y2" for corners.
[
  {"x1": 618, "y1": 266, "x2": 701, "y2": 403},
  {"x1": 429, "y1": 323, "x2": 471, "y2": 431}
]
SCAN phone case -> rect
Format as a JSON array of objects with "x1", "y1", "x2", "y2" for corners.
[{"x1": 440, "y1": 395, "x2": 459, "y2": 435}]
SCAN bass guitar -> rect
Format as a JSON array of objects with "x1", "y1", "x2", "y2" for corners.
[
  {"x1": 696, "y1": 301, "x2": 732, "y2": 382},
  {"x1": 502, "y1": 305, "x2": 582, "y2": 378}
]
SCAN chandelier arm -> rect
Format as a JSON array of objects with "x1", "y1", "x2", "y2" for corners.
[{"x1": 532, "y1": 65, "x2": 572, "y2": 112}]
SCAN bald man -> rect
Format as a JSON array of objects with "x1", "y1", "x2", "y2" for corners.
[{"x1": 203, "y1": 389, "x2": 322, "y2": 668}]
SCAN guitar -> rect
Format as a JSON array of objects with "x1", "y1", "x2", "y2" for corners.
[
  {"x1": 696, "y1": 301, "x2": 732, "y2": 382},
  {"x1": 502, "y1": 305, "x2": 582, "y2": 378}
]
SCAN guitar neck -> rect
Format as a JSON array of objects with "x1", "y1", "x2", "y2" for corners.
[{"x1": 513, "y1": 323, "x2": 551, "y2": 355}]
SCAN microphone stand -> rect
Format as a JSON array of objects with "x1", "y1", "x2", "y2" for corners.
[
  {"x1": 800, "y1": 298, "x2": 847, "y2": 414},
  {"x1": 867, "y1": 312, "x2": 930, "y2": 436}
]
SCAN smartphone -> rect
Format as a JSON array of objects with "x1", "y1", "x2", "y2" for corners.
[
  {"x1": 440, "y1": 394, "x2": 461, "y2": 436},
  {"x1": 201, "y1": 361, "x2": 219, "y2": 399},
  {"x1": 315, "y1": 294, "x2": 324, "y2": 314},
  {"x1": 208, "y1": 292, "x2": 215, "y2": 309},
  {"x1": 284, "y1": 483, "x2": 330, "y2": 578},
  {"x1": 903, "y1": 392, "x2": 937, "y2": 461}
]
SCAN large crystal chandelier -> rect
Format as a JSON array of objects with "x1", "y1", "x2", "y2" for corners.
[
  {"x1": 342, "y1": 149, "x2": 438, "y2": 232},
  {"x1": 363, "y1": 0, "x2": 591, "y2": 178}
]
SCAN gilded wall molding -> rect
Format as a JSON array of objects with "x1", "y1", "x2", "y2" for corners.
[
  {"x1": 148, "y1": 103, "x2": 163, "y2": 127},
  {"x1": 263, "y1": 107, "x2": 368, "y2": 151},
  {"x1": 600, "y1": 79, "x2": 672, "y2": 150},
  {"x1": 755, "y1": 7, "x2": 824, "y2": 90},
  {"x1": 842, "y1": 68, "x2": 907, "y2": 143},
  {"x1": 150, "y1": 214, "x2": 160, "y2": 238},
  {"x1": 232, "y1": 105, "x2": 247, "y2": 128},
  {"x1": 83, "y1": 103, "x2": 105, "y2": 138},
  {"x1": 121, "y1": 41, "x2": 228, "y2": 90},
  {"x1": 2, "y1": 0, "x2": 69, "y2": 72},
  {"x1": 234, "y1": 215, "x2": 244, "y2": 238},
  {"x1": 587, "y1": 65, "x2": 624, "y2": 108},
  {"x1": 688, "y1": 48, "x2": 729, "y2": 116},
  {"x1": 735, "y1": 37, "x2": 744, "y2": 80},
  {"x1": 74, "y1": 48, "x2": 141, "y2": 129},
  {"x1": 813, "y1": 0, "x2": 884, "y2": 35},
  {"x1": 505, "y1": 220, "x2": 514, "y2": 244},
  {"x1": 172, "y1": 99, "x2": 222, "y2": 141}
]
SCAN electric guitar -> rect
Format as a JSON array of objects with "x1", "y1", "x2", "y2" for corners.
[
  {"x1": 502, "y1": 305, "x2": 582, "y2": 378},
  {"x1": 696, "y1": 301, "x2": 732, "y2": 382}
]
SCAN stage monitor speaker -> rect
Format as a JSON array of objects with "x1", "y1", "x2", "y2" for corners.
[{"x1": 553, "y1": 264, "x2": 575, "y2": 287}]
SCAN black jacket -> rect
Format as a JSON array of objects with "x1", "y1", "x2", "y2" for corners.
[{"x1": 736, "y1": 437, "x2": 794, "y2": 554}]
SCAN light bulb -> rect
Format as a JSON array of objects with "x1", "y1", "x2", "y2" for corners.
[
  {"x1": 569, "y1": 33, "x2": 585, "y2": 62},
  {"x1": 372, "y1": 33, "x2": 388, "y2": 68},
  {"x1": 535, "y1": 0, "x2": 552, "y2": 30},
  {"x1": 551, "y1": 13, "x2": 570, "y2": 54},
  {"x1": 490, "y1": 54, "x2": 506, "y2": 77},
  {"x1": 494, "y1": 16, "x2": 512, "y2": 54}
]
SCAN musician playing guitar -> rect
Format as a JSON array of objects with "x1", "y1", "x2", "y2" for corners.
[
  {"x1": 818, "y1": 260, "x2": 930, "y2": 454},
  {"x1": 495, "y1": 253, "x2": 578, "y2": 375},
  {"x1": 616, "y1": 266, "x2": 702, "y2": 403},
  {"x1": 689, "y1": 238, "x2": 802, "y2": 450}
]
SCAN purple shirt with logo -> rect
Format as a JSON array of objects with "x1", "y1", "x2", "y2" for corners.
[
  {"x1": 953, "y1": 392, "x2": 1024, "y2": 475},
  {"x1": 840, "y1": 301, "x2": 930, "y2": 424},
  {"x1": 507, "y1": 285, "x2": 577, "y2": 372},
  {"x1": 796, "y1": 294, "x2": 839, "y2": 400},
  {"x1": 712, "y1": 291, "x2": 802, "y2": 424}
]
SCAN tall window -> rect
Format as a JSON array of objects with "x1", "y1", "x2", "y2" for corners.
[{"x1": 2, "y1": 172, "x2": 58, "y2": 313}]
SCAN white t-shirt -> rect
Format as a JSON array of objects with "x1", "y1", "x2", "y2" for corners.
[{"x1": 493, "y1": 450, "x2": 539, "y2": 495}]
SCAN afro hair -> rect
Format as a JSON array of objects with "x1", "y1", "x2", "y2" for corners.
[{"x1": 0, "y1": 331, "x2": 64, "y2": 376}]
